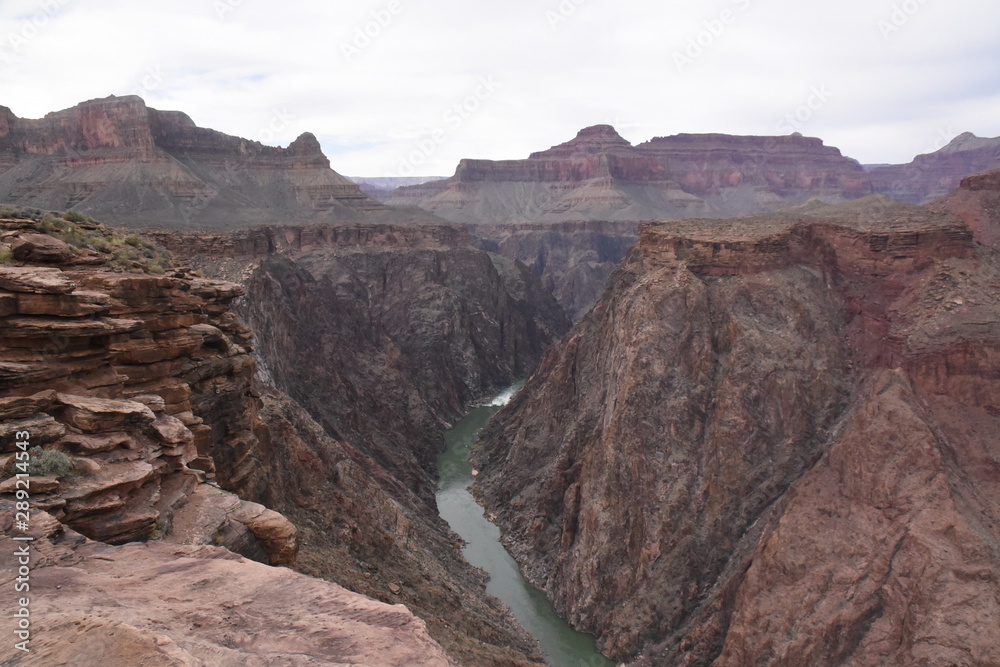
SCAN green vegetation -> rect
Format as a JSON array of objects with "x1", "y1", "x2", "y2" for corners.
[
  {"x1": 0, "y1": 247, "x2": 11, "y2": 265},
  {"x1": 1, "y1": 446, "x2": 75, "y2": 479},
  {"x1": 26, "y1": 446, "x2": 73, "y2": 477},
  {"x1": 4, "y1": 208, "x2": 174, "y2": 274}
]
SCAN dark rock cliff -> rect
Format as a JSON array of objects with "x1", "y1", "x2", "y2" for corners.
[
  {"x1": 161, "y1": 221, "x2": 568, "y2": 665},
  {"x1": 473, "y1": 195, "x2": 1000, "y2": 665}
]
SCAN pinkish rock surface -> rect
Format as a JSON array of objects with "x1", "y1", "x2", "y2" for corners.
[{"x1": 0, "y1": 502, "x2": 459, "y2": 666}]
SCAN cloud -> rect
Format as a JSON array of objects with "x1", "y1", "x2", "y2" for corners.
[{"x1": 0, "y1": 0, "x2": 997, "y2": 175}]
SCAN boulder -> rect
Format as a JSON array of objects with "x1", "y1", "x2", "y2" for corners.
[
  {"x1": 55, "y1": 394, "x2": 155, "y2": 433},
  {"x1": 9, "y1": 232, "x2": 75, "y2": 263},
  {"x1": 0, "y1": 266, "x2": 75, "y2": 294}
]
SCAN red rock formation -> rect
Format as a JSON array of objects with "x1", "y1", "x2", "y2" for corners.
[
  {"x1": 929, "y1": 168, "x2": 1000, "y2": 249},
  {"x1": 636, "y1": 132, "x2": 871, "y2": 199},
  {"x1": 388, "y1": 126, "x2": 872, "y2": 224},
  {"x1": 870, "y1": 132, "x2": 1000, "y2": 204},
  {"x1": 0, "y1": 96, "x2": 398, "y2": 228},
  {"x1": 0, "y1": 215, "x2": 297, "y2": 564},
  {"x1": 473, "y1": 196, "x2": 1000, "y2": 664}
]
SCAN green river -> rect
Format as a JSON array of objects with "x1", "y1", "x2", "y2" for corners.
[{"x1": 436, "y1": 385, "x2": 614, "y2": 667}]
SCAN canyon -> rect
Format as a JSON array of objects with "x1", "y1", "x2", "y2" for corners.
[
  {"x1": 473, "y1": 192, "x2": 1000, "y2": 664},
  {"x1": 2, "y1": 95, "x2": 1000, "y2": 666}
]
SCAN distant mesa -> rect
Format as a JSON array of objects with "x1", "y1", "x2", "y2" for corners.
[
  {"x1": 388, "y1": 125, "x2": 1000, "y2": 224},
  {"x1": 0, "y1": 95, "x2": 440, "y2": 229},
  {"x1": 868, "y1": 131, "x2": 1000, "y2": 203}
]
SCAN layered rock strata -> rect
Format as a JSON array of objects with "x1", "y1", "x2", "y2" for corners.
[
  {"x1": 0, "y1": 96, "x2": 436, "y2": 228},
  {"x1": 930, "y1": 168, "x2": 1000, "y2": 249},
  {"x1": 473, "y1": 195, "x2": 1000, "y2": 664},
  {"x1": 0, "y1": 216, "x2": 296, "y2": 564},
  {"x1": 388, "y1": 125, "x2": 872, "y2": 223},
  {"x1": 870, "y1": 132, "x2": 1000, "y2": 203}
]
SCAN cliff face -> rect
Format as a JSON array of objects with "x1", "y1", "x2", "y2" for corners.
[
  {"x1": 0, "y1": 96, "x2": 414, "y2": 228},
  {"x1": 929, "y1": 168, "x2": 1000, "y2": 249},
  {"x1": 473, "y1": 196, "x2": 1000, "y2": 664},
  {"x1": 636, "y1": 132, "x2": 872, "y2": 202},
  {"x1": 161, "y1": 221, "x2": 567, "y2": 665},
  {"x1": 0, "y1": 214, "x2": 296, "y2": 564},
  {"x1": 387, "y1": 125, "x2": 871, "y2": 224},
  {"x1": 473, "y1": 220, "x2": 640, "y2": 321},
  {"x1": 870, "y1": 132, "x2": 1000, "y2": 203}
]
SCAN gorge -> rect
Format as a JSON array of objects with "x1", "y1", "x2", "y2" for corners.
[{"x1": 2, "y1": 96, "x2": 1000, "y2": 666}]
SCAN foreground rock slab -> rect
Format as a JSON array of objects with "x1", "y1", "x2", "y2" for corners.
[{"x1": 0, "y1": 504, "x2": 459, "y2": 666}]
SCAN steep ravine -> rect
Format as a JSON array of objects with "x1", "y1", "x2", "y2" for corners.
[
  {"x1": 474, "y1": 196, "x2": 1000, "y2": 664},
  {"x1": 166, "y1": 222, "x2": 570, "y2": 665}
]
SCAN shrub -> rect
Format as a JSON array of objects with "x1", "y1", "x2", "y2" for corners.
[
  {"x1": 63, "y1": 210, "x2": 87, "y2": 223},
  {"x1": 26, "y1": 446, "x2": 73, "y2": 478},
  {"x1": 0, "y1": 247, "x2": 11, "y2": 265},
  {"x1": 124, "y1": 234, "x2": 141, "y2": 247}
]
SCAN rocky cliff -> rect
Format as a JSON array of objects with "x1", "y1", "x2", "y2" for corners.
[
  {"x1": 0, "y1": 96, "x2": 444, "y2": 228},
  {"x1": 929, "y1": 168, "x2": 1000, "y2": 248},
  {"x1": 870, "y1": 132, "x2": 1000, "y2": 203},
  {"x1": 0, "y1": 212, "x2": 296, "y2": 563},
  {"x1": 387, "y1": 125, "x2": 872, "y2": 224},
  {"x1": 473, "y1": 220, "x2": 640, "y2": 321},
  {"x1": 473, "y1": 195, "x2": 1000, "y2": 664}
]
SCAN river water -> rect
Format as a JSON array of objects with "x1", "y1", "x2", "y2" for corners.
[{"x1": 436, "y1": 385, "x2": 614, "y2": 667}]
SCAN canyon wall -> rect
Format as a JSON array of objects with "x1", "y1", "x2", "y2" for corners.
[
  {"x1": 870, "y1": 133, "x2": 1000, "y2": 203},
  {"x1": 472, "y1": 220, "x2": 640, "y2": 321},
  {"x1": 473, "y1": 195, "x2": 1000, "y2": 664}
]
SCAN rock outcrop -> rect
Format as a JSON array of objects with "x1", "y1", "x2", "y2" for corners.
[
  {"x1": 870, "y1": 132, "x2": 1000, "y2": 203},
  {"x1": 0, "y1": 502, "x2": 460, "y2": 666},
  {"x1": 473, "y1": 196, "x2": 1000, "y2": 664},
  {"x1": 0, "y1": 213, "x2": 296, "y2": 564},
  {"x1": 388, "y1": 125, "x2": 871, "y2": 224},
  {"x1": 0, "y1": 96, "x2": 444, "y2": 228},
  {"x1": 929, "y1": 168, "x2": 1000, "y2": 249}
]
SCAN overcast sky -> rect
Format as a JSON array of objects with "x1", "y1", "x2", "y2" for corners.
[{"x1": 1, "y1": 0, "x2": 998, "y2": 176}]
